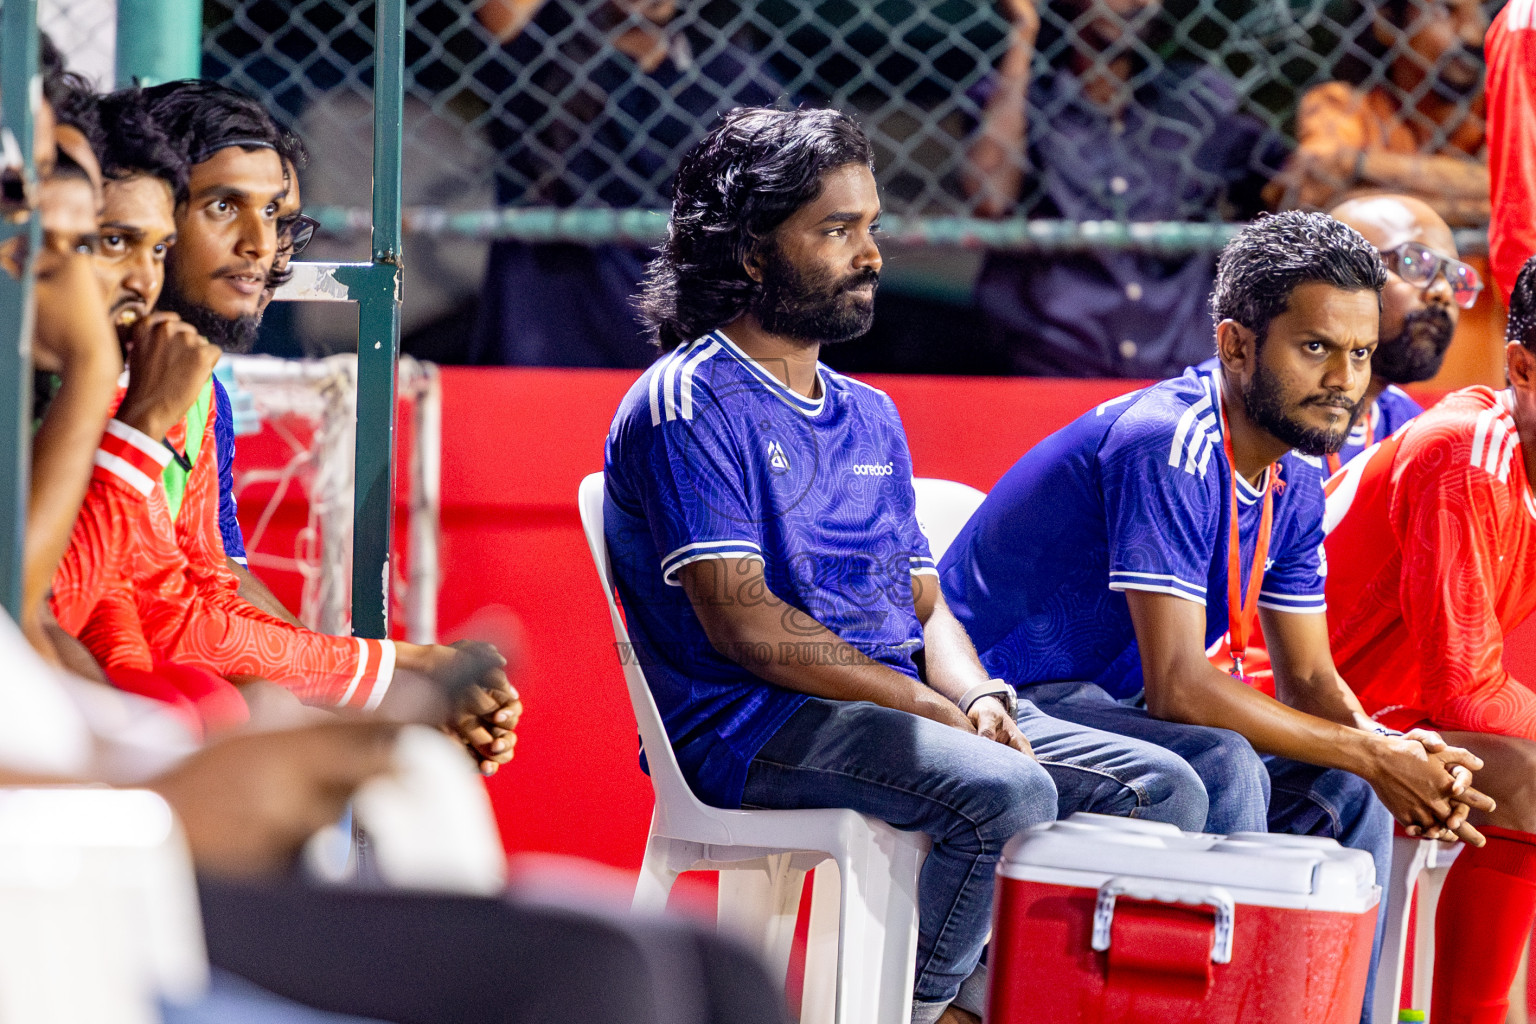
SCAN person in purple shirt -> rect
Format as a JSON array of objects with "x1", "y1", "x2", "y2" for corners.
[{"x1": 964, "y1": 0, "x2": 1289, "y2": 377}]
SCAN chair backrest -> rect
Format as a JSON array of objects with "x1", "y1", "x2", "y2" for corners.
[
  {"x1": 577, "y1": 473, "x2": 735, "y2": 842},
  {"x1": 912, "y1": 478, "x2": 987, "y2": 561}
]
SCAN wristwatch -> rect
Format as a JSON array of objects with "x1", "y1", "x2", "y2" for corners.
[{"x1": 958, "y1": 679, "x2": 1018, "y2": 718}]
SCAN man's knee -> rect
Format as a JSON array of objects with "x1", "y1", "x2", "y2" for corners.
[
  {"x1": 1129, "y1": 745, "x2": 1210, "y2": 832},
  {"x1": 942, "y1": 752, "x2": 1058, "y2": 850},
  {"x1": 1181, "y1": 726, "x2": 1269, "y2": 834}
]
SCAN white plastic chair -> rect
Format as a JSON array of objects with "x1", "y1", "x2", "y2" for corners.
[
  {"x1": 578, "y1": 472, "x2": 929, "y2": 1024},
  {"x1": 1373, "y1": 836, "x2": 1463, "y2": 1024},
  {"x1": 912, "y1": 478, "x2": 986, "y2": 562}
]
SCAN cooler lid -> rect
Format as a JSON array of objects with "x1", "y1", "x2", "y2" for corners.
[{"x1": 997, "y1": 812, "x2": 1379, "y2": 912}]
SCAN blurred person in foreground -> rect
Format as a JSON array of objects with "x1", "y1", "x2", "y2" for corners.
[
  {"x1": 1324, "y1": 255, "x2": 1536, "y2": 1024},
  {"x1": 1268, "y1": 0, "x2": 1489, "y2": 226},
  {"x1": 612, "y1": 106, "x2": 1213, "y2": 1024},
  {"x1": 964, "y1": 0, "x2": 1286, "y2": 377},
  {"x1": 469, "y1": 0, "x2": 780, "y2": 367},
  {"x1": 1486, "y1": 0, "x2": 1536, "y2": 300}
]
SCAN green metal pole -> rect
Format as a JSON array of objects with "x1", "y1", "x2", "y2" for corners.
[
  {"x1": 0, "y1": 0, "x2": 40, "y2": 622},
  {"x1": 114, "y1": 0, "x2": 201, "y2": 87},
  {"x1": 350, "y1": 0, "x2": 406, "y2": 639}
]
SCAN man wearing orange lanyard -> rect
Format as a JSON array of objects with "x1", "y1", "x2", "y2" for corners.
[
  {"x1": 1197, "y1": 194, "x2": 1477, "y2": 476},
  {"x1": 939, "y1": 212, "x2": 1490, "y2": 1024}
]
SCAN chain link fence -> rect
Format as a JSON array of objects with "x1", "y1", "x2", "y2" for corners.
[
  {"x1": 195, "y1": 0, "x2": 1496, "y2": 236},
  {"x1": 39, "y1": 0, "x2": 1495, "y2": 238}
]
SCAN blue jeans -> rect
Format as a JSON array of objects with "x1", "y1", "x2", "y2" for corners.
[
  {"x1": 741, "y1": 695, "x2": 1208, "y2": 1022},
  {"x1": 1026, "y1": 681, "x2": 1394, "y2": 1024}
]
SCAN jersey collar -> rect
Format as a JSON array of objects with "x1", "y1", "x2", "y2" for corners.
[
  {"x1": 1502, "y1": 389, "x2": 1536, "y2": 521},
  {"x1": 712, "y1": 329, "x2": 827, "y2": 417},
  {"x1": 1205, "y1": 370, "x2": 1269, "y2": 505}
]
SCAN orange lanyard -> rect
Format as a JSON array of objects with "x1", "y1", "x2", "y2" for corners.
[
  {"x1": 1221, "y1": 403, "x2": 1275, "y2": 680},
  {"x1": 1326, "y1": 406, "x2": 1373, "y2": 476}
]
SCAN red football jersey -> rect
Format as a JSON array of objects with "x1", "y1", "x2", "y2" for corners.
[
  {"x1": 1325, "y1": 387, "x2": 1536, "y2": 736},
  {"x1": 52, "y1": 393, "x2": 394, "y2": 710},
  {"x1": 1488, "y1": 0, "x2": 1536, "y2": 302}
]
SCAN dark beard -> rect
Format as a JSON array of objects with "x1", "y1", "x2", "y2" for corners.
[
  {"x1": 1241, "y1": 357, "x2": 1361, "y2": 457},
  {"x1": 1372, "y1": 305, "x2": 1454, "y2": 384},
  {"x1": 156, "y1": 275, "x2": 263, "y2": 354},
  {"x1": 751, "y1": 245, "x2": 878, "y2": 345}
]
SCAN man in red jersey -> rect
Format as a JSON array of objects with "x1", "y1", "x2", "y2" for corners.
[
  {"x1": 1487, "y1": 0, "x2": 1536, "y2": 301},
  {"x1": 1325, "y1": 253, "x2": 1536, "y2": 1024}
]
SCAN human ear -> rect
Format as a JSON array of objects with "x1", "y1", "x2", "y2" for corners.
[
  {"x1": 1215, "y1": 319, "x2": 1256, "y2": 373},
  {"x1": 742, "y1": 245, "x2": 764, "y2": 284},
  {"x1": 1507, "y1": 341, "x2": 1536, "y2": 393}
]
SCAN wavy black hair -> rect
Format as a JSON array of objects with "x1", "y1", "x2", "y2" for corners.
[
  {"x1": 140, "y1": 79, "x2": 307, "y2": 202},
  {"x1": 1211, "y1": 211, "x2": 1386, "y2": 344},
  {"x1": 636, "y1": 106, "x2": 874, "y2": 352},
  {"x1": 94, "y1": 89, "x2": 188, "y2": 196},
  {"x1": 1508, "y1": 256, "x2": 1536, "y2": 351}
]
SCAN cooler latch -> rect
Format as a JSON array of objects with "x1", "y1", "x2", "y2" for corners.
[{"x1": 1091, "y1": 876, "x2": 1235, "y2": 964}]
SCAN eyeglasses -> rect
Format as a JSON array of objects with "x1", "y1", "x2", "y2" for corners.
[
  {"x1": 276, "y1": 213, "x2": 319, "y2": 256},
  {"x1": 1377, "y1": 242, "x2": 1483, "y2": 309}
]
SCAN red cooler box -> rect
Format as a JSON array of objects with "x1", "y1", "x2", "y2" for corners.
[{"x1": 987, "y1": 812, "x2": 1380, "y2": 1024}]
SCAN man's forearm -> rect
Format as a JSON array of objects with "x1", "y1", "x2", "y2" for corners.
[
  {"x1": 963, "y1": 29, "x2": 1033, "y2": 217},
  {"x1": 1147, "y1": 660, "x2": 1385, "y2": 776},
  {"x1": 680, "y1": 559, "x2": 950, "y2": 719},
  {"x1": 1274, "y1": 671, "x2": 1374, "y2": 731},
  {"x1": 716, "y1": 610, "x2": 928, "y2": 710},
  {"x1": 920, "y1": 598, "x2": 994, "y2": 704}
]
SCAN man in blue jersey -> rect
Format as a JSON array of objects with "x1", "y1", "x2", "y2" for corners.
[
  {"x1": 1196, "y1": 195, "x2": 1477, "y2": 473},
  {"x1": 939, "y1": 211, "x2": 1493, "y2": 1022},
  {"x1": 606, "y1": 107, "x2": 1209, "y2": 1024}
]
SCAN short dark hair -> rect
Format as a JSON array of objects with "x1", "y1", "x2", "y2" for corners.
[
  {"x1": 95, "y1": 89, "x2": 188, "y2": 196},
  {"x1": 636, "y1": 106, "x2": 874, "y2": 352},
  {"x1": 39, "y1": 33, "x2": 105, "y2": 160},
  {"x1": 1508, "y1": 255, "x2": 1536, "y2": 350},
  {"x1": 141, "y1": 80, "x2": 307, "y2": 202},
  {"x1": 1210, "y1": 211, "x2": 1386, "y2": 343}
]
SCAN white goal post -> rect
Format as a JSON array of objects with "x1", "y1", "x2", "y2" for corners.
[{"x1": 219, "y1": 353, "x2": 441, "y2": 645}]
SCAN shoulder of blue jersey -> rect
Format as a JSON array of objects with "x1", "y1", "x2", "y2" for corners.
[
  {"x1": 1104, "y1": 371, "x2": 1223, "y2": 481},
  {"x1": 639, "y1": 333, "x2": 732, "y2": 427}
]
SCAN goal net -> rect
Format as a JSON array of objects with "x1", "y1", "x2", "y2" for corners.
[{"x1": 218, "y1": 353, "x2": 441, "y2": 644}]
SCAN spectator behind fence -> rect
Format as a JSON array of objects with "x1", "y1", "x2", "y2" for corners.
[
  {"x1": 1268, "y1": 0, "x2": 1488, "y2": 226},
  {"x1": 470, "y1": 0, "x2": 781, "y2": 368},
  {"x1": 1486, "y1": 0, "x2": 1536, "y2": 300},
  {"x1": 964, "y1": 0, "x2": 1286, "y2": 377}
]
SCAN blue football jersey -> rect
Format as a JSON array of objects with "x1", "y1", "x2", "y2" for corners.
[
  {"x1": 604, "y1": 330, "x2": 935, "y2": 808},
  {"x1": 1195, "y1": 357, "x2": 1423, "y2": 470},
  {"x1": 938, "y1": 368, "x2": 1328, "y2": 699}
]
